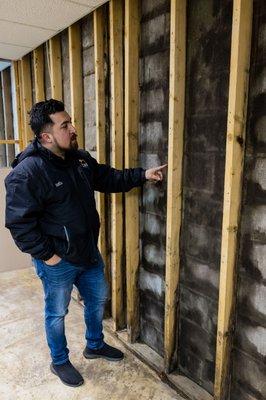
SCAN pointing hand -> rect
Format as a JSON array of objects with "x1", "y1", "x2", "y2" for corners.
[{"x1": 145, "y1": 164, "x2": 167, "y2": 182}]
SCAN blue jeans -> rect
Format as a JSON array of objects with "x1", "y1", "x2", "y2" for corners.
[{"x1": 32, "y1": 256, "x2": 109, "y2": 365}]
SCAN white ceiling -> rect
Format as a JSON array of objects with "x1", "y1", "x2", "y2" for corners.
[{"x1": 0, "y1": 0, "x2": 107, "y2": 61}]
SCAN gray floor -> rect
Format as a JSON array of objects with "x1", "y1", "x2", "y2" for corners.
[{"x1": 0, "y1": 267, "x2": 184, "y2": 400}]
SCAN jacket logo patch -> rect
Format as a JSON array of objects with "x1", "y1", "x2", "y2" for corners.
[
  {"x1": 55, "y1": 181, "x2": 63, "y2": 188},
  {"x1": 79, "y1": 159, "x2": 88, "y2": 168}
]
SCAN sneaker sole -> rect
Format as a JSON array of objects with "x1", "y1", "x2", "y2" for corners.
[
  {"x1": 50, "y1": 364, "x2": 84, "y2": 387},
  {"x1": 83, "y1": 350, "x2": 124, "y2": 362}
]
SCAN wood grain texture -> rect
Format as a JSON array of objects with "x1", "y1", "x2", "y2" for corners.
[
  {"x1": 214, "y1": 1, "x2": 253, "y2": 399},
  {"x1": 164, "y1": 0, "x2": 187, "y2": 373}
]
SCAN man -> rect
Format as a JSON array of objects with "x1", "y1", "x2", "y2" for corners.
[{"x1": 5, "y1": 99, "x2": 166, "y2": 387}]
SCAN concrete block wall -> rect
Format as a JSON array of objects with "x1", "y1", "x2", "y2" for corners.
[
  {"x1": 231, "y1": 1, "x2": 266, "y2": 399},
  {"x1": 139, "y1": 0, "x2": 170, "y2": 356},
  {"x1": 82, "y1": 15, "x2": 97, "y2": 159},
  {"x1": 44, "y1": 43, "x2": 51, "y2": 100},
  {"x1": 12, "y1": 2, "x2": 266, "y2": 396},
  {"x1": 178, "y1": 0, "x2": 232, "y2": 394},
  {"x1": 61, "y1": 30, "x2": 71, "y2": 115}
]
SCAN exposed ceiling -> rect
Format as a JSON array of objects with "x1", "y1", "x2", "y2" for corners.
[{"x1": 0, "y1": 0, "x2": 107, "y2": 61}]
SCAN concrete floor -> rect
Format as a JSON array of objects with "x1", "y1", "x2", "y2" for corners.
[{"x1": 0, "y1": 267, "x2": 185, "y2": 400}]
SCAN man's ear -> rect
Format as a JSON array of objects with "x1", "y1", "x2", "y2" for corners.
[{"x1": 41, "y1": 132, "x2": 52, "y2": 143}]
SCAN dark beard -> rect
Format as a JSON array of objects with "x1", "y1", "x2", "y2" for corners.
[
  {"x1": 53, "y1": 136, "x2": 78, "y2": 153},
  {"x1": 70, "y1": 139, "x2": 78, "y2": 151}
]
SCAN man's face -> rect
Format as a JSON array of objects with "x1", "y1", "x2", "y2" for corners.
[{"x1": 44, "y1": 111, "x2": 78, "y2": 151}]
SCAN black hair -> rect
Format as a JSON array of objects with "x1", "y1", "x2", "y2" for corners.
[{"x1": 29, "y1": 99, "x2": 65, "y2": 138}]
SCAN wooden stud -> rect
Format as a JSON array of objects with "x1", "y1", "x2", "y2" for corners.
[
  {"x1": 94, "y1": 8, "x2": 109, "y2": 286},
  {"x1": 18, "y1": 60, "x2": 25, "y2": 149},
  {"x1": 0, "y1": 76, "x2": 7, "y2": 166},
  {"x1": 33, "y1": 45, "x2": 45, "y2": 102},
  {"x1": 214, "y1": 1, "x2": 253, "y2": 399},
  {"x1": 164, "y1": 0, "x2": 187, "y2": 373},
  {"x1": 69, "y1": 22, "x2": 84, "y2": 149},
  {"x1": 21, "y1": 54, "x2": 33, "y2": 146},
  {"x1": 49, "y1": 36, "x2": 62, "y2": 101},
  {"x1": 109, "y1": 0, "x2": 125, "y2": 330},
  {"x1": 124, "y1": 0, "x2": 140, "y2": 343},
  {"x1": 1, "y1": 67, "x2": 15, "y2": 164},
  {"x1": 13, "y1": 61, "x2": 24, "y2": 151}
]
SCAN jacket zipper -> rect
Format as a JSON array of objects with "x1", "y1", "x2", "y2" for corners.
[{"x1": 63, "y1": 225, "x2": 70, "y2": 254}]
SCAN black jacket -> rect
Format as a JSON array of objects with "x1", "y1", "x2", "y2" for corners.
[{"x1": 5, "y1": 139, "x2": 146, "y2": 267}]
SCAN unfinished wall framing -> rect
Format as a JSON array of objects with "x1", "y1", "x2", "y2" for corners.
[
  {"x1": 69, "y1": 22, "x2": 84, "y2": 149},
  {"x1": 1, "y1": 67, "x2": 15, "y2": 164},
  {"x1": 94, "y1": 6, "x2": 108, "y2": 282},
  {"x1": 33, "y1": 46, "x2": 45, "y2": 103},
  {"x1": 109, "y1": 0, "x2": 125, "y2": 331},
  {"x1": 230, "y1": 1, "x2": 266, "y2": 399},
  {"x1": 2, "y1": 0, "x2": 265, "y2": 399},
  {"x1": 124, "y1": 0, "x2": 140, "y2": 343},
  {"x1": 49, "y1": 36, "x2": 63, "y2": 101},
  {"x1": 164, "y1": 0, "x2": 186, "y2": 373},
  {"x1": 214, "y1": 1, "x2": 253, "y2": 399}
]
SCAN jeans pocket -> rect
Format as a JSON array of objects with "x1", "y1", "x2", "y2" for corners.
[
  {"x1": 32, "y1": 258, "x2": 45, "y2": 279},
  {"x1": 43, "y1": 258, "x2": 64, "y2": 268}
]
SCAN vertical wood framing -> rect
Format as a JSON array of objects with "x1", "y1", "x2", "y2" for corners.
[
  {"x1": 0, "y1": 74, "x2": 7, "y2": 166},
  {"x1": 21, "y1": 55, "x2": 33, "y2": 146},
  {"x1": 69, "y1": 22, "x2": 84, "y2": 149},
  {"x1": 214, "y1": 1, "x2": 253, "y2": 399},
  {"x1": 13, "y1": 61, "x2": 24, "y2": 151},
  {"x1": 109, "y1": 0, "x2": 125, "y2": 330},
  {"x1": 33, "y1": 45, "x2": 45, "y2": 102},
  {"x1": 1, "y1": 67, "x2": 15, "y2": 164},
  {"x1": 49, "y1": 36, "x2": 63, "y2": 101},
  {"x1": 164, "y1": 0, "x2": 187, "y2": 372},
  {"x1": 124, "y1": 0, "x2": 140, "y2": 343},
  {"x1": 18, "y1": 60, "x2": 25, "y2": 149},
  {"x1": 94, "y1": 7, "x2": 109, "y2": 286}
]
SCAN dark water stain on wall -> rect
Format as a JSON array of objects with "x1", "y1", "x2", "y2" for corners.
[
  {"x1": 178, "y1": 0, "x2": 232, "y2": 394},
  {"x1": 61, "y1": 30, "x2": 71, "y2": 115},
  {"x1": 139, "y1": 0, "x2": 170, "y2": 356}
]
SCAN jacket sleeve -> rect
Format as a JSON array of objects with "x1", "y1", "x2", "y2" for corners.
[
  {"x1": 88, "y1": 154, "x2": 147, "y2": 193},
  {"x1": 5, "y1": 170, "x2": 55, "y2": 261}
]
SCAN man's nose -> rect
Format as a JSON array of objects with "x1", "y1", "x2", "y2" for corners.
[{"x1": 69, "y1": 124, "x2": 76, "y2": 133}]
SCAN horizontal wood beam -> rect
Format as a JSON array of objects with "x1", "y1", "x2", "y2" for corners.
[{"x1": 0, "y1": 140, "x2": 20, "y2": 145}]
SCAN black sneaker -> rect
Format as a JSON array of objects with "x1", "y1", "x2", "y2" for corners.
[
  {"x1": 83, "y1": 342, "x2": 124, "y2": 362},
  {"x1": 50, "y1": 360, "x2": 84, "y2": 387}
]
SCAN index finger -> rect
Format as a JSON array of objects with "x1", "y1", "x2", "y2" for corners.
[{"x1": 155, "y1": 164, "x2": 168, "y2": 171}]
